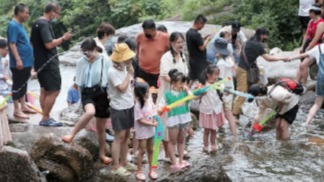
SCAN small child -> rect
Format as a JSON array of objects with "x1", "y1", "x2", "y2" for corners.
[
  {"x1": 215, "y1": 37, "x2": 237, "y2": 136},
  {"x1": 0, "y1": 39, "x2": 12, "y2": 99},
  {"x1": 0, "y1": 95, "x2": 12, "y2": 147},
  {"x1": 199, "y1": 65, "x2": 226, "y2": 152},
  {"x1": 67, "y1": 77, "x2": 80, "y2": 106},
  {"x1": 134, "y1": 82, "x2": 158, "y2": 181},
  {"x1": 159, "y1": 69, "x2": 191, "y2": 171}
]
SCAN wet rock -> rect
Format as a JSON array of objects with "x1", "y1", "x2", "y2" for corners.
[
  {"x1": 233, "y1": 144, "x2": 251, "y2": 155},
  {"x1": 9, "y1": 123, "x2": 29, "y2": 132},
  {"x1": 300, "y1": 91, "x2": 316, "y2": 106},
  {"x1": 73, "y1": 130, "x2": 111, "y2": 159},
  {"x1": 59, "y1": 103, "x2": 84, "y2": 126},
  {"x1": 30, "y1": 134, "x2": 94, "y2": 181},
  {"x1": 157, "y1": 156, "x2": 231, "y2": 182},
  {"x1": 0, "y1": 146, "x2": 46, "y2": 182}
]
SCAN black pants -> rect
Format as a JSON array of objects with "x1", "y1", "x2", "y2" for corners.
[
  {"x1": 137, "y1": 67, "x2": 159, "y2": 88},
  {"x1": 11, "y1": 67, "x2": 31, "y2": 100}
]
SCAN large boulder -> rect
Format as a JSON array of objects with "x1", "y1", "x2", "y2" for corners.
[
  {"x1": 0, "y1": 146, "x2": 46, "y2": 182},
  {"x1": 156, "y1": 156, "x2": 231, "y2": 182},
  {"x1": 30, "y1": 134, "x2": 94, "y2": 182}
]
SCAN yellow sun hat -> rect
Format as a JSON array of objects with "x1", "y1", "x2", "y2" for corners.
[{"x1": 110, "y1": 43, "x2": 136, "y2": 63}]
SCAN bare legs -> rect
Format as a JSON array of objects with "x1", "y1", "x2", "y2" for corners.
[
  {"x1": 305, "y1": 97, "x2": 324, "y2": 126},
  {"x1": 112, "y1": 128, "x2": 131, "y2": 170},
  {"x1": 62, "y1": 104, "x2": 111, "y2": 163},
  {"x1": 296, "y1": 57, "x2": 315, "y2": 85},
  {"x1": 168, "y1": 127, "x2": 187, "y2": 165},
  {"x1": 203, "y1": 128, "x2": 217, "y2": 152},
  {"x1": 275, "y1": 118, "x2": 290, "y2": 140},
  {"x1": 40, "y1": 88, "x2": 60, "y2": 120}
]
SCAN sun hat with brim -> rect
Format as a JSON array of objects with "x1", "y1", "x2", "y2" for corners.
[
  {"x1": 110, "y1": 43, "x2": 136, "y2": 63},
  {"x1": 307, "y1": 5, "x2": 322, "y2": 12},
  {"x1": 214, "y1": 37, "x2": 230, "y2": 56}
]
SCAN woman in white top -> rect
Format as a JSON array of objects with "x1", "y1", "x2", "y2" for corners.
[
  {"x1": 62, "y1": 38, "x2": 111, "y2": 164},
  {"x1": 157, "y1": 32, "x2": 188, "y2": 160}
]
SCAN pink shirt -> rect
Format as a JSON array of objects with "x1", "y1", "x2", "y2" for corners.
[{"x1": 134, "y1": 100, "x2": 156, "y2": 139}]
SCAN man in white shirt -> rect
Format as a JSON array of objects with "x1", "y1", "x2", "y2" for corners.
[{"x1": 299, "y1": 0, "x2": 315, "y2": 35}]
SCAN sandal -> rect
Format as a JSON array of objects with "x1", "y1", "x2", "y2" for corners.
[
  {"x1": 125, "y1": 162, "x2": 137, "y2": 171},
  {"x1": 100, "y1": 156, "x2": 112, "y2": 165},
  {"x1": 149, "y1": 169, "x2": 158, "y2": 180},
  {"x1": 111, "y1": 166, "x2": 131, "y2": 177},
  {"x1": 135, "y1": 171, "x2": 146, "y2": 181}
]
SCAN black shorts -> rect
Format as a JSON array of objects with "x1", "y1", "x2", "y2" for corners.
[
  {"x1": 189, "y1": 60, "x2": 209, "y2": 81},
  {"x1": 276, "y1": 104, "x2": 299, "y2": 124},
  {"x1": 82, "y1": 91, "x2": 110, "y2": 118},
  {"x1": 137, "y1": 67, "x2": 159, "y2": 88},
  {"x1": 11, "y1": 67, "x2": 31, "y2": 100},
  {"x1": 110, "y1": 107, "x2": 134, "y2": 131},
  {"x1": 299, "y1": 16, "x2": 311, "y2": 29},
  {"x1": 38, "y1": 69, "x2": 61, "y2": 91}
]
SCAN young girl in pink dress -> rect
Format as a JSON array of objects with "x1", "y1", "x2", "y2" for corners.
[
  {"x1": 199, "y1": 64, "x2": 225, "y2": 152},
  {"x1": 134, "y1": 82, "x2": 158, "y2": 180}
]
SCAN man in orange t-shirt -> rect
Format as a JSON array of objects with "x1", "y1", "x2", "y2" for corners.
[{"x1": 136, "y1": 20, "x2": 169, "y2": 87}]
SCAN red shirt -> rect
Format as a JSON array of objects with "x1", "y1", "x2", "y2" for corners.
[
  {"x1": 136, "y1": 32, "x2": 169, "y2": 74},
  {"x1": 307, "y1": 18, "x2": 324, "y2": 42}
]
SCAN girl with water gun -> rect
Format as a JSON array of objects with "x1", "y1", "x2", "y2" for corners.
[{"x1": 134, "y1": 82, "x2": 158, "y2": 180}]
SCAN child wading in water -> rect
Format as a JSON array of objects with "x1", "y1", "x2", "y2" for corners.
[
  {"x1": 199, "y1": 65, "x2": 225, "y2": 152},
  {"x1": 159, "y1": 69, "x2": 191, "y2": 172},
  {"x1": 134, "y1": 82, "x2": 158, "y2": 180}
]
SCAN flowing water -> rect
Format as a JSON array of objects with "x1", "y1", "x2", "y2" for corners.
[{"x1": 26, "y1": 65, "x2": 324, "y2": 181}]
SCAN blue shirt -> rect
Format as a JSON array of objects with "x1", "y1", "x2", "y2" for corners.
[
  {"x1": 7, "y1": 19, "x2": 33, "y2": 68},
  {"x1": 67, "y1": 87, "x2": 80, "y2": 104}
]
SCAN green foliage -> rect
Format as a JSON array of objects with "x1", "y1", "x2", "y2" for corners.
[
  {"x1": 0, "y1": 0, "x2": 174, "y2": 50},
  {"x1": 181, "y1": 0, "x2": 301, "y2": 50}
]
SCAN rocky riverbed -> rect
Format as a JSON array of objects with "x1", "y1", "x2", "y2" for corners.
[{"x1": 1, "y1": 21, "x2": 324, "y2": 182}]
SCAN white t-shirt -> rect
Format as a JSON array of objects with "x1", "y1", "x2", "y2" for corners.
[
  {"x1": 299, "y1": 0, "x2": 314, "y2": 17},
  {"x1": 157, "y1": 51, "x2": 188, "y2": 103},
  {"x1": 217, "y1": 57, "x2": 235, "y2": 88},
  {"x1": 307, "y1": 44, "x2": 324, "y2": 65},
  {"x1": 107, "y1": 66, "x2": 134, "y2": 110},
  {"x1": 267, "y1": 85, "x2": 299, "y2": 115}
]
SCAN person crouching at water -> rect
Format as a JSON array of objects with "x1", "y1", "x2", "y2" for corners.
[
  {"x1": 62, "y1": 38, "x2": 111, "y2": 164},
  {"x1": 248, "y1": 84, "x2": 300, "y2": 140},
  {"x1": 108, "y1": 43, "x2": 137, "y2": 177}
]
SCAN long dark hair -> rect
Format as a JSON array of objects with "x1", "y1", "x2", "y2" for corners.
[
  {"x1": 134, "y1": 82, "x2": 149, "y2": 108},
  {"x1": 81, "y1": 37, "x2": 102, "y2": 53},
  {"x1": 168, "y1": 69, "x2": 187, "y2": 86},
  {"x1": 200, "y1": 64, "x2": 220, "y2": 84},
  {"x1": 249, "y1": 28, "x2": 269, "y2": 42},
  {"x1": 170, "y1": 32, "x2": 185, "y2": 63}
]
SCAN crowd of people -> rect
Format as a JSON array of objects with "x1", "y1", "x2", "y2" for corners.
[{"x1": 1, "y1": 1, "x2": 324, "y2": 180}]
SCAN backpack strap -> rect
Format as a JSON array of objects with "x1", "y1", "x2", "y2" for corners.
[{"x1": 319, "y1": 45, "x2": 322, "y2": 54}]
